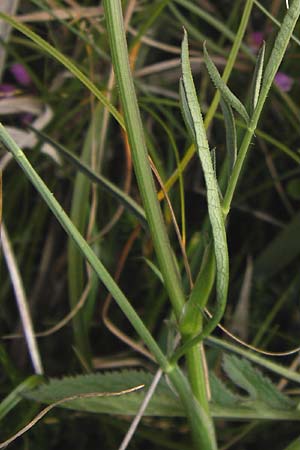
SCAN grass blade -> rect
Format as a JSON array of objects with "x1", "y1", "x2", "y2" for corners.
[
  {"x1": 0, "y1": 122, "x2": 169, "y2": 372},
  {"x1": 30, "y1": 126, "x2": 147, "y2": 227}
]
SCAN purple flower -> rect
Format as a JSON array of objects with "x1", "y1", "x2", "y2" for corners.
[
  {"x1": 10, "y1": 63, "x2": 31, "y2": 86},
  {"x1": 0, "y1": 83, "x2": 16, "y2": 96},
  {"x1": 274, "y1": 72, "x2": 293, "y2": 92}
]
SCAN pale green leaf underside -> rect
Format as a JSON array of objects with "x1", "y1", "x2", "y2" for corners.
[{"x1": 23, "y1": 367, "x2": 300, "y2": 421}]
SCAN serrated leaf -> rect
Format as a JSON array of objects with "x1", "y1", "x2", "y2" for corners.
[
  {"x1": 22, "y1": 369, "x2": 300, "y2": 421},
  {"x1": 23, "y1": 370, "x2": 184, "y2": 417},
  {"x1": 249, "y1": 42, "x2": 265, "y2": 115},
  {"x1": 209, "y1": 372, "x2": 240, "y2": 407},
  {"x1": 223, "y1": 355, "x2": 294, "y2": 410},
  {"x1": 203, "y1": 43, "x2": 250, "y2": 124}
]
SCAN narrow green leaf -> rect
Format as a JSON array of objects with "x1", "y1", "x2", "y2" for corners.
[
  {"x1": 0, "y1": 122, "x2": 169, "y2": 372},
  {"x1": 30, "y1": 126, "x2": 147, "y2": 228},
  {"x1": 223, "y1": 355, "x2": 294, "y2": 410},
  {"x1": 142, "y1": 258, "x2": 164, "y2": 284},
  {"x1": 249, "y1": 42, "x2": 265, "y2": 115},
  {"x1": 220, "y1": 98, "x2": 237, "y2": 176},
  {"x1": 173, "y1": 30, "x2": 229, "y2": 359},
  {"x1": 179, "y1": 77, "x2": 196, "y2": 141},
  {"x1": 0, "y1": 376, "x2": 44, "y2": 421},
  {"x1": 203, "y1": 43, "x2": 250, "y2": 124}
]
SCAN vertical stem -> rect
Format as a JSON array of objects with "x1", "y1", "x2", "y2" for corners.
[
  {"x1": 103, "y1": 0, "x2": 185, "y2": 320},
  {"x1": 102, "y1": 1, "x2": 216, "y2": 448},
  {"x1": 185, "y1": 344, "x2": 210, "y2": 412}
]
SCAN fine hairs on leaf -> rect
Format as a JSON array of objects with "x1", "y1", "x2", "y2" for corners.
[
  {"x1": 175, "y1": 29, "x2": 229, "y2": 355},
  {"x1": 249, "y1": 41, "x2": 266, "y2": 115},
  {"x1": 203, "y1": 42, "x2": 250, "y2": 124}
]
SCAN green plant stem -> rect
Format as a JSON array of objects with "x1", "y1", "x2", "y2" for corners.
[
  {"x1": 102, "y1": 0, "x2": 185, "y2": 320},
  {"x1": 167, "y1": 365, "x2": 217, "y2": 450},
  {"x1": 222, "y1": 0, "x2": 300, "y2": 216},
  {"x1": 185, "y1": 344, "x2": 210, "y2": 413},
  {"x1": 102, "y1": 1, "x2": 216, "y2": 448}
]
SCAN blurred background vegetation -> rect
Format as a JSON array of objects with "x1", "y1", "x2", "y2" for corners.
[{"x1": 1, "y1": 0, "x2": 300, "y2": 448}]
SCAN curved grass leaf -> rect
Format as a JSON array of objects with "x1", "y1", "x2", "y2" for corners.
[
  {"x1": 203, "y1": 43, "x2": 250, "y2": 124},
  {"x1": 29, "y1": 126, "x2": 147, "y2": 228},
  {"x1": 0, "y1": 13, "x2": 124, "y2": 129},
  {"x1": 0, "y1": 122, "x2": 169, "y2": 372}
]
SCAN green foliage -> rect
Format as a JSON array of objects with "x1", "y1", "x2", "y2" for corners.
[
  {"x1": 24, "y1": 356, "x2": 300, "y2": 421},
  {"x1": 1, "y1": 0, "x2": 300, "y2": 448},
  {"x1": 222, "y1": 355, "x2": 294, "y2": 410},
  {"x1": 203, "y1": 43, "x2": 250, "y2": 124}
]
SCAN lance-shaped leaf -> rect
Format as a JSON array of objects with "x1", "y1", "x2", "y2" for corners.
[
  {"x1": 203, "y1": 43, "x2": 250, "y2": 124},
  {"x1": 249, "y1": 42, "x2": 266, "y2": 115},
  {"x1": 175, "y1": 29, "x2": 229, "y2": 352}
]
